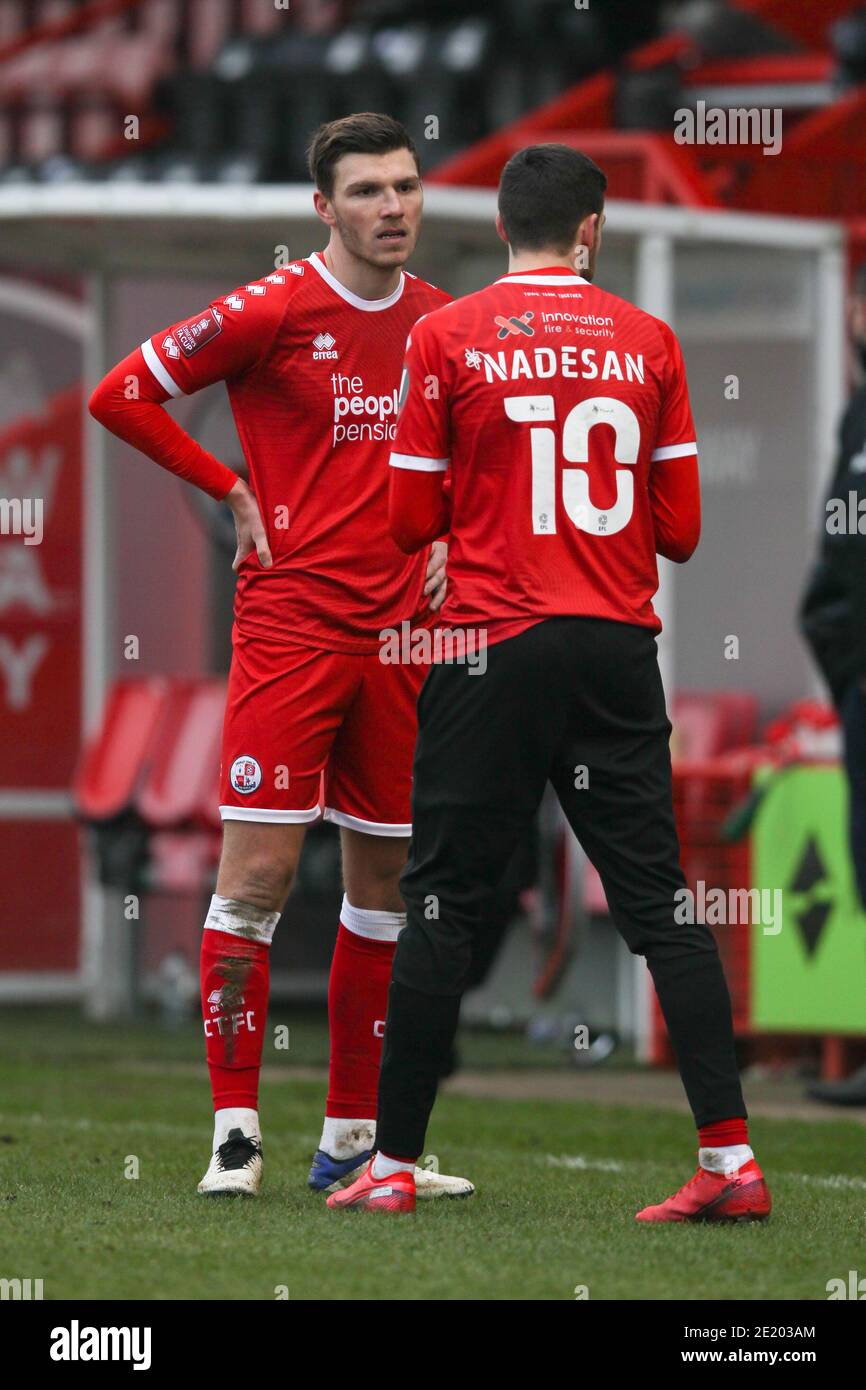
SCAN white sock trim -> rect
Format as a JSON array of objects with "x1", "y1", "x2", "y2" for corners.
[
  {"x1": 204, "y1": 894, "x2": 280, "y2": 946},
  {"x1": 699, "y1": 1144, "x2": 753, "y2": 1176},
  {"x1": 372, "y1": 1151, "x2": 415, "y2": 1179},
  {"x1": 213, "y1": 1107, "x2": 260, "y2": 1150},
  {"x1": 340, "y1": 893, "x2": 406, "y2": 943}
]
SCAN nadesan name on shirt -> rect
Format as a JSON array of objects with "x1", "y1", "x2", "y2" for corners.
[{"x1": 469, "y1": 346, "x2": 645, "y2": 385}]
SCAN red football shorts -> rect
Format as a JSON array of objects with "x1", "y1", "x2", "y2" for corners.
[{"x1": 219, "y1": 629, "x2": 427, "y2": 835}]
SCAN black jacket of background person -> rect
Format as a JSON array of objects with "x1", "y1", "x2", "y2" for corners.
[{"x1": 800, "y1": 381, "x2": 866, "y2": 705}]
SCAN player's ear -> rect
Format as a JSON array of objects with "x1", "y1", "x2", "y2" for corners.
[
  {"x1": 494, "y1": 213, "x2": 509, "y2": 246},
  {"x1": 312, "y1": 189, "x2": 337, "y2": 228},
  {"x1": 574, "y1": 211, "x2": 601, "y2": 267},
  {"x1": 580, "y1": 211, "x2": 599, "y2": 247}
]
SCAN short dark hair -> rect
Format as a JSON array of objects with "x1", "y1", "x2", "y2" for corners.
[
  {"x1": 498, "y1": 144, "x2": 607, "y2": 255},
  {"x1": 306, "y1": 113, "x2": 421, "y2": 200}
]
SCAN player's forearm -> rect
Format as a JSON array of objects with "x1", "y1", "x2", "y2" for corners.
[
  {"x1": 390, "y1": 505, "x2": 449, "y2": 553},
  {"x1": 655, "y1": 528, "x2": 698, "y2": 564},
  {"x1": 88, "y1": 348, "x2": 237, "y2": 502},
  {"x1": 388, "y1": 468, "x2": 451, "y2": 553},
  {"x1": 650, "y1": 456, "x2": 701, "y2": 563}
]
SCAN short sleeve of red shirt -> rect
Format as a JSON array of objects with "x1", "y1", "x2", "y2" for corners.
[
  {"x1": 651, "y1": 318, "x2": 697, "y2": 464},
  {"x1": 390, "y1": 313, "x2": 451, "y2": 474},
  {"x1": 139, "y1": 274, "x2": 289, "y2": 399}
]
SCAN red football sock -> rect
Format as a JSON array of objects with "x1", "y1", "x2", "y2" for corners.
[
  {"x1": 698, "y1": 1118, "x2": 750, "y2": 1148},
  {"x1": 326, "y1": 920, "x2": 397, "y2": 1118},
  {"x1": 200, "y1": 928, "x2": 270, "y2": 1112}
]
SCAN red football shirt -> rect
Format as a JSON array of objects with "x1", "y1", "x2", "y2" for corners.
[
  {"x1": 390, "y1": 265, "x2": 699, "y2": 641},
  {"x1": 137, "y1": 252, "x2": 451, "y2": 652}
]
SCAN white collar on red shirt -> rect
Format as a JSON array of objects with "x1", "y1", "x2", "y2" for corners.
[
  {"x1": 494, "y1": 266, "x2": 591, "y2": 287},
  {"x1": 307, "y1": 250, "x2": 406, "y2": 310}
]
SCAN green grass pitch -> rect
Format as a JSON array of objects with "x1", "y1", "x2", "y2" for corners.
[{"x1": 0, "y1": 1010, "x2": 863, "y2": 1301}]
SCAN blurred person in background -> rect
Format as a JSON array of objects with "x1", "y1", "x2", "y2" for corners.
[{"x1": 800, "y1": 260, "x2": 866, "y2": 1106}]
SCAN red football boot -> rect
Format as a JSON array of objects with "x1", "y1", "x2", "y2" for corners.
[
  {"x1": 636, "y1": 1158, "x2": 771, "y2": 1224},
  {"x1": 326, "y1": 1160, "x2": 416, "y2": 1213}
]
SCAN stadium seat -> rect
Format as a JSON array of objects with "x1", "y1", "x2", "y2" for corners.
[
  {"x1": 241, "y1": 0, "x2": 283, "y2": 38},
  {"x1": 188, "y1": 0, "x2": 234, "y2": 73},
  {"x1": 100, "y1": 33, "x2": 174, "y2": 106},
  {"x1": 135, "y1": 680, "x2": 226, "y2": 830},
  {"x1": 75, "y1": 675, "x2": 228, "y2": 833},
  {"x1": 74, "y1": 679, "x2": 170, "y2": 823},
  {"x1": 197, "y1": 751, "x2": 224, "y2": 834},
  {"x1": 0, "y1": 106, "x2": 12, "y2": 164},
  {"x1": 68, "y1": 95, "x2": 118, "y2": 164},
  {"x1": 0, "y1": 0, "x2": 26, "y2": 44},
  {"x1": 671, "y1": 690, "x2": 759, "y2": 761},
  {"x1": 18, "y1": 95, "x2": 65, "y2": 164},
  {"x1": 140, "y1": 0, "x2": 182, "y2": 44}
]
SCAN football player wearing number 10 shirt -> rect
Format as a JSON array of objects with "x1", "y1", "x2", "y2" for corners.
[
  {"x1": 331, "y1": 145, "x2": 773, "y2": 1224},
  {"x1": 89, "y1": 115, "x2": 473, "y2": 1201}
]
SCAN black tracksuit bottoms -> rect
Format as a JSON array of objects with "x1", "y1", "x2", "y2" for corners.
[{"x1": 377, "y1": 615, "x2": 747, "y2": 1160}]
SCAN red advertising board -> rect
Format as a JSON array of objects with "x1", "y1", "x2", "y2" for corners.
[
  {"x1": 0, "y1": 384, "x2": 82, "y2": 786},
  {"x1": 0, "y1": 380, "x2": 82, "y2": 976}
]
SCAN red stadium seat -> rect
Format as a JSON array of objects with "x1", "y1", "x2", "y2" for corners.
[
  {"x1": 0, "y1": 0, "x2": 26, "y2": 44},
  {"x1": 75, "y1": 676, "x2": 226, "y2": 838},
  {"x1": 197, "y1": 751, "x2": 224, "y2": 833},
  {"x1": 0, "y1": 106, "x2": 12, "y2": 163},
  {"x1": 140, "y1": 0, "x2": 182, "y2": 42},
  {"x1": 135, "y1": 679, "x2": 225, "y2": 829},
  {"x1": 99, "y1": 31, "x2": 171, "y2": 104},
  {"x1": 74, "y1": 678, "x2": 169, "y2": 822},
  {"x1": 188, "y1": 0, "x2": 233, "y2": 73},
  {"x1": 242, "y1": 0, "x2": 283, "y2": 37},
  {"x1": 670, "y1": 690, "x2": 759, "y2": 761},
  {"x1": 75, "y1": 678, "x2": 227, "y2": 896}
]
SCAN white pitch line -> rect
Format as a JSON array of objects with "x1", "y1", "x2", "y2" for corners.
[
  {"x1": 544, "y1": 1153, "x2": 866, "y2": 1189},
  {"x1": 792, "y1": 1172, "x2": 866, "y2": 1191},
  {"x1": 0, "y1": 1111, "x2": 319, "y2": 1147},
  {"x1": 545, "y1": 1154, "x2": 626, "y2": 1173}
]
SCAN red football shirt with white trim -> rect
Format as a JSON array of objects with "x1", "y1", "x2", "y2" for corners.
[
  {"x1": 390, "y1": 265, "x2": 699, "y2": 637},
  {"x1": 139, "y1": 253, "x2": 451, "y2": 652}
]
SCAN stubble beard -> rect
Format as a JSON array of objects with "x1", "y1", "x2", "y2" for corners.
[{"x1": 332, "y1": 209, "x2": 413, "y2": 272}]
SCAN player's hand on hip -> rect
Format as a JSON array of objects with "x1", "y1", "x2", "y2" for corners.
[
  {"x1": 227, "y1": 479, "x2": 273, "y2": 572},
  {"x1": 425, "y1": 540, "x2": 447, "y2": 611}
]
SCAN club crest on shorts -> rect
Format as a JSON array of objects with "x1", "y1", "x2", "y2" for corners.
[{"x1": 230, "y1": 755, "x2": 262, "y2": 795}]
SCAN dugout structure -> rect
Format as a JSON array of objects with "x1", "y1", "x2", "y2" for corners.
[{"x1": 0, "y1": 187, "x2": 846, "y2": 1053}]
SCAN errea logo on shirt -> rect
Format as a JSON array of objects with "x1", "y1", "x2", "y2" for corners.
[{"x1": 312, "y1": 331, "x2": 339, "y2": 360}]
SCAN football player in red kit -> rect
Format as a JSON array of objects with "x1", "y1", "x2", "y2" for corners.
[
  {"x1": 89, "y1": 114, "x2": 473, "y2": 1200},
  {"x1": 331, "y1": 144, "x2": 771, "y2": 1223}
]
